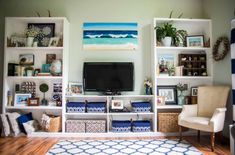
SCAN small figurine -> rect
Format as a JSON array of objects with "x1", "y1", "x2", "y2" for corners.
[{"x1": 144, "y1": 78, "x2": 153, "y2": 95}]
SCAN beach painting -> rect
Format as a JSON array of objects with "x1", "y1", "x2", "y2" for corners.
[{"x1": 83, "y1": 22, "x2": 138, "y2": 50}]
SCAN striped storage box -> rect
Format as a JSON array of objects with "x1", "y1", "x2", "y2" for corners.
[
  {"x1": 66, "y1": 102, "x2": 85, "y2": 113},
  {"x1": 66, "y1": 120, "x2": 85, "y2": 133},
  {"x1": 131, "y1": 101, "x2": 151, "y2": 112},
  {"x1": 86, "y1": 102, "x2": 106, "y2": 113},
  {"x1": 85, "y1": 120, "x2": 106, "y2": 133},
  {"x1": 132, "y1": 120, "x2": 151, "y2": 132},
  {"x1": 112, "y1": 120, "x2": 131, "y2": 132}
]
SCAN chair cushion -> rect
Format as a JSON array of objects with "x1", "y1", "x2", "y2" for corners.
[{"x1": 179, "y1": 116, "x2": 212, "y2": 132}]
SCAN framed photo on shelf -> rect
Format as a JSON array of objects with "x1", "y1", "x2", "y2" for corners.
[
  {"x1": 19, "y1": 54, "x2": 34, "y2": 65},
  {"x1": 111, "y1": 100, "x2": 124, "y2": 110},
  {"x1": 28, "y1": 98, "x2": 39, "y2": 106},
  {"x1": 14, "y1": 93, "x2": 32, "y2": 106},
  {"x1": 68, "y1": 82, "x2": 83, "y2": 95},
  {"x1": 157, "y1": 85, "x2": 177, "y2": 105},
  {"x1": 46, "y1": 54, "x2": 56, "y2": 64},
  {"x1": 186, "y1": 35, "x2": 204, "y2": 47},
  {"x1": 158, "y1": 54, "x2": 175, "y2": 76},
  {"x1": 157, "y1": 96, "x2": 165, "y2": 106},
  {"x1": 191, "y1": 87, "x2": 198, "y2": 96},
  {"x1": 49, "y1": 37, "x2": 59, "y2": 47}
]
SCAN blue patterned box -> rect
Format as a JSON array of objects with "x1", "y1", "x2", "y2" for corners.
[
  {"x1": 112, "y1": 120, "x2": 131, "y2": 132},
  {"x1": 66, "y1": 102, "x2": 85, "y2": 113},
  {"x1": 131, "y1": 102, "x2": 151, "y2": 112},
  {"x1": 86, "y1": 102, "x2": 106, "y2": 113},
  {"x1": 132, "y1": 120, "x2": 151, "y2": 132}
]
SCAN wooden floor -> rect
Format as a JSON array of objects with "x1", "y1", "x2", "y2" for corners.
[{"x1": 0, "y1": 136, "x2": 230, "y2": 155}]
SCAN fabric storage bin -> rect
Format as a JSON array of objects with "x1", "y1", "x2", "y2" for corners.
[
  {"x1": 131, "y1": 101, "x2": 151, "y2": 112},
  {"x1": 86, "y1": 102, "x2": 106, "y2": 113},
  {"x1": 132, "y1": 120, "x2": 151, "y2": 132},
  {"x1": 112, "y1": 120, "x2": 131, "y2": 132},
  {"x1": 85, "y1": 120, "x2": 106, "y2": 133},
  {"x1": 66, "y1": 102, "x2": 85, "y2": 113},
  {"x1": 66, "y1": 120, "x2": 85, "y2": 133}
]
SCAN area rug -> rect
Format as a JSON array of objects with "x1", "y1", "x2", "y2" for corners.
[{"x1": 47, "y1": 139, "x2": 203, "y2": 155}]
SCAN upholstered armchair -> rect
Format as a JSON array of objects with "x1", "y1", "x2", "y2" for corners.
[{"x1": 178, "y1": 86, "x2": 230, "y2": 152}]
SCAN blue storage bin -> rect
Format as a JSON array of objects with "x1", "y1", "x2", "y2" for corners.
[
  {"x1": 66, "y1": 102, "x2": 85, "y2": 113},
  {"x1": 131, "y1": 102, "x2": 151, "y2": 112},
  {"x1": 112, "y1": 120, "x2": 131, "y2": 132},
  {"x1": 86, "y1": 102, "x2": 106, "y2": 113},
  {"x1": 132, "y1": 120, "x2": 151, "y2": 132}
]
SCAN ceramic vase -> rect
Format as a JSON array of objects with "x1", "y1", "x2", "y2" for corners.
[
  {"x1": 161, "y1": 37, "x2": 172, "y2": 47},
  {"x1": 26, "y1": 37, "x2": 34, "y2": 47}
]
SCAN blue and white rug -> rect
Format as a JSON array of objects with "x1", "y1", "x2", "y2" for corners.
[{"x1": 47, "y1": 139, "x2": 202, "y2": 155}]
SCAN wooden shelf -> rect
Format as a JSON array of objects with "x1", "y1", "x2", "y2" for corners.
[
  {"x1": 155, "y1": 46, "x2": 211, "y2": 51},
  {"x1": 157, "y1": 105, "x2": 183, "y2": 109},
  {"x1": 6, "y1": 47, "x2": 64, "y2": 50},
  {"x1": 6, "y1": 106, "x2": 62, "y2": 110},
  {"x1": 109, "y1": 112, "x2": 154, "y2": 115},
  {"x1": 65, "y1": 113, "x2": 107, "y2": 116},
  {"x1": 65, "y1": 95, "x2": 154, "y2": 98},
  {"x1": 7, "y1": 76, "x2": 63, "y2": 80},
  {"x1": 156, "y1": 76, "x2": 212, "y2": 79}
]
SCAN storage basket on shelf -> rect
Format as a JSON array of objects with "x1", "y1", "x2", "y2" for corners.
[
  {"x1": 86, "y1": 120, "x2": 106, "y2": 133},
  {"x1": 86, "y1": 102, "x2": 106, "y2": 113},
  {"x1": 41, "y1": 114, "x2": 62, "y2": 132},
  {"x1": 158, "y1": 112, "x2": 187, "y2": 132},
  {"x1": 66, "y1": 102, "x2": 85, "y2": 113},
  {"x1": 131, "y1": 101, "x2": 151, "y2": 112},
  {"x1": 66, "y1": 120, "x2": 86, "y2": 133},
  {"x1": 132, "y1": 120, "x2": 151, "y2": 132},
  {"x1": 112, "y1": 120, "x2": 131, "y2": 132}
]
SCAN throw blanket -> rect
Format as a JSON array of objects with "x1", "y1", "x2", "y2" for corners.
[{"x1": 232, "y1": 28, "x2": 235, "y2": 122}]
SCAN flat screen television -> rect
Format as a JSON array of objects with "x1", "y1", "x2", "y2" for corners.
[{"x1": 83, "y1": 62, "x2": 134, "y2": 93}]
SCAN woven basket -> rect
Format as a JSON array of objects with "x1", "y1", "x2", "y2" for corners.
[
  {"x1": 46, "y1": 115, "x2": 62, "y2": 132},
  {"x1": 158, "y1": 112, "x2": 187, "y2": 132}
]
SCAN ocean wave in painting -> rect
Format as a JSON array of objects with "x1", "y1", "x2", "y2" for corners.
[{"x1": 83, "y1": 30, "x2": 138, "y2": 39}]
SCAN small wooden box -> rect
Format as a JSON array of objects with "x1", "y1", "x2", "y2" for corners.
[{"x1": 158, "y1": 112, "x2": 181, "y2": 132}]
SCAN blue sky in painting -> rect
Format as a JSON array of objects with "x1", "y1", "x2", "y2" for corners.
[{"x1": 83, "y1": 23, "x2": 138, "y2": 30}]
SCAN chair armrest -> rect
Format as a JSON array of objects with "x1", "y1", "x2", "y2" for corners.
[
  {"x1": 179, "y1": 104, "x2": 198, "y2": 120},
  {"x1": 210, "y1": 108, "x2": 227, "y2": 132}
]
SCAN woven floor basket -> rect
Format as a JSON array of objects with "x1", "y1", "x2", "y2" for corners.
[{"x1": 46, "y1": 115, "x2": 62, "y2": 132}]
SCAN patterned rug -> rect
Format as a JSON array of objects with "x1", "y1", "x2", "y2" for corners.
[{"x1": 47, "y1": 139, "x2": 203, "y2": 155}]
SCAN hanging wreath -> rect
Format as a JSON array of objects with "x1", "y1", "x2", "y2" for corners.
[{"x1": 213, "y1": 36, "x2": 230, "y2": 61}]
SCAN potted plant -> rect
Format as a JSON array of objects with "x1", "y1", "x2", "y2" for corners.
[
  {"x1": 25, "y1": 26, "x2": 39, "y2": 47},
  {"x1": 177, "y1": 83, "x2": 188, "y2": 105},
  {"x1": 155, "y1": 22, "x2": 187, "y2": 47}
]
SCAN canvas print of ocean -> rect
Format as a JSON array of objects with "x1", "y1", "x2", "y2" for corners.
[{"x1": 83, "y1": 23, "x2": 138, "y2": 50}]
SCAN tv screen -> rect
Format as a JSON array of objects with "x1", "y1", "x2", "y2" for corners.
[{"x1": 83, "y1": 62, "x2": 134, "y2": 92}]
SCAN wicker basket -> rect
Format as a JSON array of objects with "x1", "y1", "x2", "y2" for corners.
[
  {"x1": 158, "y1": 112, "x2": 186, "y2": 132},
  {"x1": 41, "y1": 114, "x2": 62, "y2": 132}
]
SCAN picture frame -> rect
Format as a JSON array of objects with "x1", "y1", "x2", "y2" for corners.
[
  {"x1": 186, "y1": 35, "x2": 204, "y2": 47},
  {"x1": 14, "y1": 93, "x2": 32, "y2": 106},
  {"x1": 28, "y1": 23, "x2": 55, "y2": 47},
  {"x1": 111, "y1": 100, "x2": 124, "y2": 110},
  {"x1": 68, "y1": 82, "x2": 83, "y2": 95},
  {"x1": 158, "y1": 54, "x2": 175, "y2": 76},
  {"x1": 157, "y1": 96, "x2": 165, "y2": 106},
  {"x1": 48, "y1": 37, "x2": 59, "y2": 47},
  {"x1": 46, "y1": 54, "x2": 56, "y2": 64},
  {"x1": 191, "y1": 87, "x2": 198, "y2": 96},
  {"x1": 157, "y1": 85, "x2": 177, "y2": 105},
  {"x1": 19, "y1": 54, "x2": 34, "y2": 65},
  {"x1": 28, "y1": 98, "x2": 39, "y2": 106}
]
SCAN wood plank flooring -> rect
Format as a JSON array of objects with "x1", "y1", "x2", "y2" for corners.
[{"x1": 0, "y1": 136, "x2": 230, "y2": 155}]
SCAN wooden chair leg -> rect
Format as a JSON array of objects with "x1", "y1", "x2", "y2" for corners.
[
  {"x1": 197, "y1": 130, "x2": 200, "y2": 142},
  {"x1": 211, "y1": 132, "x2": 215, "y2": 152},
  {"x1": 179, "y1": 126, "x2": 182, "y2": 141}
]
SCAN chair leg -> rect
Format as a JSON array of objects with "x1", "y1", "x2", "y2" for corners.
[
  {"x1": 197, "y1": 130, "x2": 200, "y2": 142},
  {"x1": 179, "y1": 126, "x2": 182, "y2": 141},
  {"x1": 211, "y1": 132, "x2": 215, "y2": 152}
]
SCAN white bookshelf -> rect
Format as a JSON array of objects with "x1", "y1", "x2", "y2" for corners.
[
  {"x1": 152, "y1": 18, "x2": 213, "y2": 132},
  {"x1": 3, "y1": 17, "x2": 69, "y2": 135}
]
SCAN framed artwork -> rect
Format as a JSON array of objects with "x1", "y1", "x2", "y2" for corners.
[
  {"x1": 158, "y1": 54, "x2": 175, "y2": 75},
  {"x1": 46, "y1": 54, "x2": 56, "y2": 64},
  {"x1": 19, "y1": 54, "x2": 34, "y2": 65},
  {"x1": 28, "y1": 23, "x2": 55, "y2": 47},
  {"x1": 48, "y1": 37, "x2": 59, "y2": 47},
  {"x1": 191, "y1": 87, "x2": 198, "y2": 96},
  {"x1": 157, "y1": 85, "x2": 177, "y2": 105},
  {"x1": 186, "y1": 35, "x2": 204, "y2": 47},
  {"x1": 14, "y1": 93, "x2": 32, "y2": 106},
  {"x1": 28, "y1": 98, "x2": 39, "y2": 106},
  {"x1": 111, "y1": 100, "x2": 124, "y2": 110},
  {"x1": 68, "y1": 82, "x2": 83, "y2": 95},
  {"x1": 83, "y1": 22, "x2": 138, "y2": 50},
  {"x1": 157, "y1": 96, "x2": 165, "y2": 106},
  {"x1": 53, "y1": 82, "x2": 62, "y2": 93}
]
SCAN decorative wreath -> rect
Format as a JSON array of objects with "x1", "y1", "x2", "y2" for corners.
[{"x1": 213, "y1": 36, "x2": 230, "y2": 61}]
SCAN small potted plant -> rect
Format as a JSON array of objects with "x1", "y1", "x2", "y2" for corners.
[
  {"x1": 25, "y1": 26, "x2": 39, "y2": 47},
  {"x1": 177, "y1": 83, "x2": 188, "y2": 105},
  {"x1": 155, "y1": 22, "x2": 187, "y2": 47}
]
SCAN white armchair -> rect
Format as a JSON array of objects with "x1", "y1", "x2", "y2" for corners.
[{"x1": 178, "y1": 86, "x2": 230, "y2": 152}]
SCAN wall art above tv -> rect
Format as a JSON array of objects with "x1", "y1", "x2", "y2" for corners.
[{"x1": 83, "y1": 22, "x2": 138, "y2": 50}]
